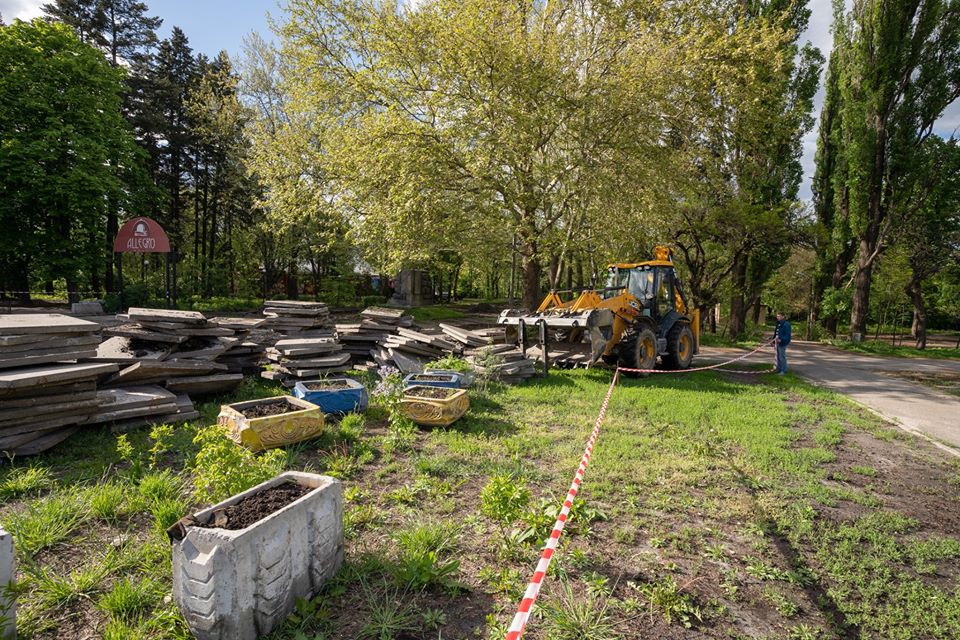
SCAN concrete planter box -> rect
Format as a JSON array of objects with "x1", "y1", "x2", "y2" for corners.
[
  {"x1": 399, "y1": 385, "x2": 469, "y2": 427},
  {"x1": 218, "y1": 396, "x2": 324, "y2": 453},
  {"x1": 172, "y1": 471, "x2": 343, "y2": 640},
  {"x1": 424, "y1": 368, "x2": 475, "y2": 388},
  {"x1": 403, "y1": 371, "x2": 463, "y2": 389},
  {"x1": 0, "y1": 528, "x2": 13, "y2": 640},
  {"x1": 292, "y1": 378, "x2": 368, "y2": 414}
]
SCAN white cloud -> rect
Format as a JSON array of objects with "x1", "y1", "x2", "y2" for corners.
[{"x1": 0, "y1": 0, "x2": 44, "y2": 21}]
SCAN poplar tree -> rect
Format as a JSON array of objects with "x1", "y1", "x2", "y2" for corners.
[{"x1": 816, "y1": 0, "x2": 960, "y2": 338}]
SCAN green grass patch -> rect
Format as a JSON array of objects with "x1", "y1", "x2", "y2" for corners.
[{"x1": 826, "y1": 338, "x2": 960, "y2": 360}]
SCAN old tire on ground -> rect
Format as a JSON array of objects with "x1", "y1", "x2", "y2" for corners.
[
  {"x1": 618, "y1": 327, "x2": 657, "y2": 377},
  {"x1": 663, "y1": 322, "x2": 695, "y2": 370}
]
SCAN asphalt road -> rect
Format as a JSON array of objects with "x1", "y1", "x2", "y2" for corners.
[{"x1": 699, "y1": 341, "x2": 960, "y2": 454}]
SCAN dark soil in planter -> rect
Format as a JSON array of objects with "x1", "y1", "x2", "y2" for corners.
[
  {"x1": 199, "y1": 482, "x2": 311, "y2": 530},
  {"x1": 239, "y1": 399, "x2": 303, "y2": 418},
  {"x1": 411, "y1": 374, "x2": 451, "y2": 381},
  {"x1": 303, "y1": 380, "x2": 352, "y2": 390},
  {"x1": 406, "y1": 387, "x2": 458, "y2": 399}
]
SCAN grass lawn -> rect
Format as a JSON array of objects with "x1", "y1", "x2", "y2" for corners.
[
  {"x1": 825, "y1": 339, "x2": 960, "y2": 361},
  {"x1": 2, "y1": 368, "x2": 960, "y2": 639}
]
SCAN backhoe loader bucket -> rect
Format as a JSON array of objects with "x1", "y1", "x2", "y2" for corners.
[{"x1": 497, "y1": 308, "x2": 614, "y2": 364}]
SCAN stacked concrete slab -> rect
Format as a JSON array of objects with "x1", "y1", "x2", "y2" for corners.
[
  {"x1": 465, "y1": 344, "x2": 538, "y2": 384},
  {"x1": 262, "y1": 301, "x2": 333, "y2": 337},
  {"x1": 0, "y1": 314, "x2": 120, "y2": 455},
  {"x1": 262, "y1": 338, "x2": 350, "y2": 387},
  {"x1": 97, "y1": 308, "x2": 251, "y2": 397},
  {"x1": 336, "y1": 307, "x2": 417, "y2": 369}
]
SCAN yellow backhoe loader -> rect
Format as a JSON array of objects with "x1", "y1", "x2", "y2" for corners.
[{"x1": 498, "y1": 246, "x2": 700, "y2": 372}]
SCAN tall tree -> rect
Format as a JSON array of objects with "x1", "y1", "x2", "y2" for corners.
[
  {"x1": 818, "y1": 0, "x2": 960, "y2": 338},
  {"x1": 41, "y1": 0, "x2": 105, "y2": 44},
  {"x1": 0, "y1": 20, "x2": 139, "y2": 301}
]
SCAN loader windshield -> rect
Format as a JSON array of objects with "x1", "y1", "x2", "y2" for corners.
[{"x1": 604, "y1": 267, "x2": 655, "y2": 300}]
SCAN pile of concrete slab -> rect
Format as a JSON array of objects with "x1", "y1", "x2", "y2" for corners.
[
  {"x1": 84, "y1": 385, "x2": 199, "y2": 432},
  {"x1": 262, "y1": 301, "x2": 333, "y2": 336},
  {"x1": 0, "y1": 314, "x2": 119, "y2": 454},
  {"x1": 97, "y1": 308, "x2": 255, "y2": 397},
  {"x1": 438, "y1": 323, "x2": 499, "y2": 349},
  {"x1": 336, "y1": 307, "x2": 416, "y2": 369},
  {"x1": 465, "y1": 344, "x2": 539, "y2": 384},
  {"x1": 373, "y1": 327, "x2": 460, "y2": 373},
  {"x1": 261, "y1": 337, "x2": 351, "y2": 387}
]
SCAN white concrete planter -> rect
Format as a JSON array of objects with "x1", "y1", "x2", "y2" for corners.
[
  {"x1": 0, "y1": 528, "x2": 13, "y2": 640},
  {"x1": 171, "y1": 472, "x2": 343, "y2": 640}
]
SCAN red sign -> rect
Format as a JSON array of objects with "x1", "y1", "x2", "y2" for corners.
[{"x1": 113, "y1": 217, "x2": 171, "y2": 253}]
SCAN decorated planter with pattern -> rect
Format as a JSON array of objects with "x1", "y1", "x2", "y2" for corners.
[
  {"x1": 171, "y1": 471, "x2": 343, "y2": 640},
  {"x1": 218, "y1": 396, "x2": 323, "y2": 452},
  {"x1": 399, "y1": 385, "x2": 469, "y2": 427},
  {"x1": 292, "y1": 378, "x2": 368, "y2": 414}
]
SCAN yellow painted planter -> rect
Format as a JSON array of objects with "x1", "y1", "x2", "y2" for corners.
[
  {"x1": 399, "y1": 385, "x2": 469, "y2": 427},
  {"x1": 218, "y1": 395, "x2": 324, "y2": 452}
]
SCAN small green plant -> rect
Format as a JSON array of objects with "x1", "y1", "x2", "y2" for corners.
[
  {"x1": 137, "y1": 470, "x2": 184, "y2": 506},
  {"x1": 541, "y1": 581, "x2": 618, "y2": 640},
  {"x1": 383, "y1": 413, "x2": 417, "y2": 453},
  {"x1": 358, "y1": 583, "x2": 418, "y2": 639},
  {"x1": 631, "y1": 577, "x2": 703, "y2": 628},
  {"x1": 480, "y1": 474, "x2": 530, "y2": 539},
  {"x1": 745, "y1": 557, "x2": 789, "y2": 582},
  {"x1": 0, "y1": 465, "x2": 53, "y2": 499},
  {"x1": 98, "y1": 577, "x2": 160, "y2": 621},
  {"x1": 148, "y1": 423, "x2": 175, "y2": 468},
  {"x1": 85, "y1": 482, "x2": 127, "y2": 522},
  {"x1": 788, "y1": 623, "x2": 823, "y2": 640},
  {"x1": 324, "y1": 446, "x2": 360, "y2": 479},
  {"x1": 191, "y1": 424, "x2": 286, "y2": 504},
  {"x1": 2, "y1": 488, "x2": 88, "y2": 556},
  {"x1": 421, "y1": 607, "x2": 448, "y2": 629},
  {"x1": 425, "y1": 355, "x2": 473, "y2": 373},
  {"x1": 583, "y1": 572, "x2": 612, "y2": 597},
  {"x1": 116, "y1": 434, "x2": 143, "y2": 479},
  {"x1": 763, "y1": 587, "x2": 800, "y2": 618},
  {"x1": 850, "y1": 465, "x2": 878, "y2": 477},
  {"x1": 338, "y1": 412, "x2": 366, "y2": 442},
  {"x1": 392, "y1": 521, "x2": 460, "y2": 590}
]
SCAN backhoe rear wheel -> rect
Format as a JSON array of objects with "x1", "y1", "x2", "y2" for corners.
[
  {"x1": 618, "y1": 328, "x2": 657, "y2": 377},
  {"x1": 663, "y1": 322, "x2": 695, "y2": 370}
]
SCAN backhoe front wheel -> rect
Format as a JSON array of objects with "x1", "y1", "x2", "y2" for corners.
[
  {"x1": 618, "y1": 328, "x2": 657, "y2": 376},
  {"x1": 663, "y1": 323, "x2": 695, "y2": 370}
]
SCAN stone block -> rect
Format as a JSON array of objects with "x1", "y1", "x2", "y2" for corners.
[
  {"x1": 0, "y1": 528, "x2": 14, "y2": 639},
  {"x1": 71, "y1": 301, "x2": 104, "y2": 316},
  {"x1": 172, "y1": 472, "x2": 343, "y2": 640}
]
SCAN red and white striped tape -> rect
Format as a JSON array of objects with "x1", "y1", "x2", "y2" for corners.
[
  {"x1": 616, "y1": 338, "x2": 777, "y2": 375},
  {"x1": 504, "y1": 369, "x2": 620, "y2": 640}
]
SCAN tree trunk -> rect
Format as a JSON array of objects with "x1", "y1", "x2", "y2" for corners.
[
  {"x1": 727, "y1": 254, "x2": 748, "y2": 338},
  {"x1": 521, "y1": 251, "x2": 541, "y2": 311},
  {"x1": 849, "y1": 234, "x2": 879, "y2": 338},
  {"x1": 906, "y1": 272, "x2": 927, "y2": 349}
]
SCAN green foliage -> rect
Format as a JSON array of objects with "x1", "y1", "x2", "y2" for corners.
[
  {"x1": 631, "y1": 577, "x2": 703, "y2": 628},
  {"x1": 190, "y1": 425, "x2": 286, "y2": 504},
  {"x1": 541, "y1": 581, "x2": 618, "y2": 640},
  {"x1": 98, "y1": 578, "x2": 161, "y2": 622},
  {"x1": 1, "y1": 488, "x2": 88, "y2": 557},
  {"x1": 480, "y1": 474, "x2": 530, "y2": 537},
  {"x1": 0, "y1": 466, "x2": 54, "y2": 500},
  {"x1": 425, "y1": 355, "x2": 473, "y2": 374}
]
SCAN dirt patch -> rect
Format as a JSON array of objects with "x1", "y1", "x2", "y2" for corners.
[
  {"x1": 239, "y1": 398, "x2": 303, "y2": 418},
  {"x1": 303, "y1": 380, "x2": 352, "y2": 390},
  {"x1": 409, "y1": 374, "x2": 453, "y2": 382},
  {"x1": 884, "y1": 370, "x2": 960, "y2": 397},
  {"x1": 198, "y1": 482, "x2": 311, "y2": 530},
  {"x1": 405, "y1": 387, "x2": 458, "y2": 399}
]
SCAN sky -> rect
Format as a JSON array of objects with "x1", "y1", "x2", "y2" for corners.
[{"x1": 1, "y1": 0, "x2": 956, "y2": 204}]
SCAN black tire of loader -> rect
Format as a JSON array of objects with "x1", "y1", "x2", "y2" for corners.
[
  {"x1": 663, "y1": 322, "x2": 695, "y2": 370},
  {"x1": 618, "y1": 327, "x2": 657, "y2": 377}
]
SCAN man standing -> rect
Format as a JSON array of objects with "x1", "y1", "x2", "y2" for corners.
[{"x1": 775, "y1": 312, "x2": 792, "y2": 374}]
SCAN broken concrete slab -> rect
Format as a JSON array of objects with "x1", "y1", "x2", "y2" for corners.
[
  {"x1": 91, "y1": 336, "x2": 171, "y2": 362},
  {"x1": 0, "y1": 313, "x2": 100, "y2": 336},
  {"x1": 0, "y1": 362, "x2": 117, "y2": 392},
  {"x1": 0, "y1": 348, "x2": 98, "y2": 370},
  {"x1": 105, "y1": 324, "x2": 189, "y2": 344},
  {"x1": 127, "y1": 308, "x2": 207, "y2": 325},
  {"x1": 0, "y1": 334, "x2": 100, "y2": 354},
  {"x1": 8, "y1": 427, "x2": 79, "y2": 456}
]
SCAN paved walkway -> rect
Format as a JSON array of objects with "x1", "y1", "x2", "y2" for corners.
[{"x1": 700, "y1": 341, "x2": 960, "y2": 453}]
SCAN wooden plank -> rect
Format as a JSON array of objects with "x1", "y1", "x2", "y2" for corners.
[
  {"x1": 0, "y1": 313, "x2": 99, "y2": 336},
  {"x1": 127, "y1": 307, "x2": 207, "y2": 325},
  {"x1": 0, "y1": 362, "x2": 118, "y2": 391}
]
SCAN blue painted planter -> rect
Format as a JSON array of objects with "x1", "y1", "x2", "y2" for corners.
[
  {"x1": 293, "y1": 378, "x2": 369, "y2": 414},
  {"x1": 424, "y1": 368, "x2": 475, "y2": 388},
  {"x1": 403, "y1": 371, "x2": 463, "y2": 389}
]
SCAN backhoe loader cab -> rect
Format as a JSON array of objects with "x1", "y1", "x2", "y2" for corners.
[{"x1": 498, "y1": 246, "x2": 700, "y2": 374}]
